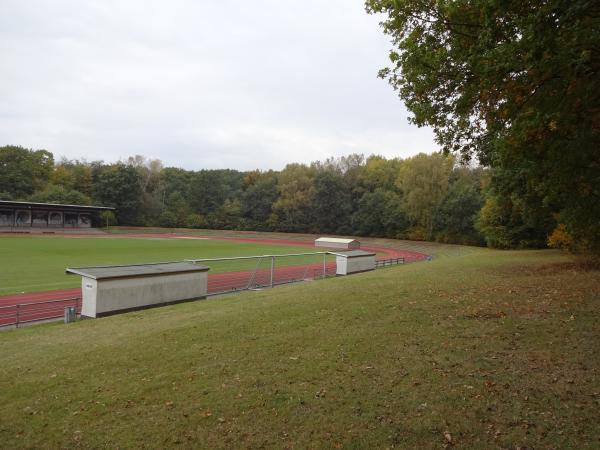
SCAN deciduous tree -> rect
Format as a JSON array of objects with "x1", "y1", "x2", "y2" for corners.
[
  {"x1": 396, "y1": 153, "x2": 454, "y2": 239},
  {"x1": 366, "y1": 0, "x2": 600, "y2": 252},
  {"x1": 0, "y1": 145, "x2": 53, "y2": 198},
  {"x1": 93, "y1": 164, "x2": 143, "y2": 225}
]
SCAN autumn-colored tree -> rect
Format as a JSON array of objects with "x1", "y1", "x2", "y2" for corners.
[
  {"x1": 361, "y1": 155, "x2": 402, "y2": 192},
  {"x1": 366, "y1": 0, "x2": 600, "y2": 252},
  {"x1": 272, "y1": 164, "x2": 316, "y2": 232},
  {"x1": 396, "y1": 153, "x2": 454, "y2": 240},
  {"x1": 2, "y1": 143, "x2": 490, "y2": 245}
]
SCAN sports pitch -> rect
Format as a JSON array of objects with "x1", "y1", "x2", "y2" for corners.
[{"x1": 0, "y1": 236, "x2": 332, "y2": 296}]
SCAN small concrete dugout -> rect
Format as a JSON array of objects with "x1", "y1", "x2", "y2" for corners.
[
  {"x1": 332, "y1": 250, "x2": 376, "y2": 275},
  {"x1": 66, "y1": 262, "x2": 209, "y2": 318}
]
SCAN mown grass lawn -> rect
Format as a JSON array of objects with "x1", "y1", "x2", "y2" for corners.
[
  {"x1": 0, "y1": 248, "x2": 598, "y2": 449},
  {"x1": 0, "y1": 236, "x2": 327, "y2": 295}
]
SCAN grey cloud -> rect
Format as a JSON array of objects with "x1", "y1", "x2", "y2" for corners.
[{"x1": 0, "y1": 0, "x2": 437, "y2": 170}]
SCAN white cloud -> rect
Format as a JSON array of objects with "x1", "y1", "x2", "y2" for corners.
[{"x1": 0, "y1": 0, "x2": 438, "y2": 170}]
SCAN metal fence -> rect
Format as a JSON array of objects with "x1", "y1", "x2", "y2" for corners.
[
  {"x1": 187, "y1": 252, "x2": 337, "y2": 296},
  {"x1": 375, "y1": 257, "x2": 405, "y2": 268},
  {"x1": 0, "y1": 297, "x2": 81, "y2": 328}
]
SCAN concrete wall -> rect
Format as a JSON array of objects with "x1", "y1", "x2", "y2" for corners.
[
  {"x1": 336, "y1": 255, "x2": 376, "y2": 275},
  {"x1": 15, "y1": 210, "x2": 30, "y2": 226},
  {"x1": 81, "y1": 271, "x2": 208, "y2": 318},
  {"x1": 0, "y1": 210, "x2": 12, "y2": 226},
  {"x1": 49, "y1": 212, "x2": 62, "y2": 226},
  {"x1": 0, "y1": 209, "x2": 94, "y2": 228},
  {"x1": 78, "y1": 213, "x2": 92, "y2": 228}
]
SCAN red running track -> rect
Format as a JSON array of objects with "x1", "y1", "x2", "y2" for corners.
[
  {"x1": 0, "y1": 294, "x2": 81, "y2": 327},
  {"x1": 0, "y1": 235, "x2": 428, "y2": 326}
]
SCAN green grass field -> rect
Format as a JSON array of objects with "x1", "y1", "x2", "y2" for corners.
[
  {"x1": 0, "y1": 236, "x2": 330, "y2": 296},
  {"x1": 0, "y1": 247, "x2": 598, "y2": 448}
]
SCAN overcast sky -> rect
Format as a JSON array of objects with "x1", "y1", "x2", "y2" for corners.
[{"x1": 0, "y1": 0, "x2": 438, "y2": 170}]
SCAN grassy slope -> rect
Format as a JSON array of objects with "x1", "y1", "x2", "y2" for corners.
[
  {"x1": 0, "y1": 249, "x2": 598, "y2": 449},
  {"x1": 0, "y1": 237, "x2": 326, "y2": 295}
]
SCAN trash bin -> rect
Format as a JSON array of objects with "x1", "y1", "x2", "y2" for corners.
[{"x1": 64, "y1": 306, "x2": 76, "y2": 324}]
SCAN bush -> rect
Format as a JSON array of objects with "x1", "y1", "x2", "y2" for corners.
[
  {"x1": 158, "y1": 211, "x2": 178, "y2": 228},
  {"x1": 547, "y1": 223, "x2": 573, "y2": 250},
  {"x1": 186, "y1": 214, "x2": 206, "y2": 229},
  {"x1": 100, "y1": 211, "x2": 117, "y2": 227}
]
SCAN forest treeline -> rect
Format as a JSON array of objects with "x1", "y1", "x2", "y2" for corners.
[{"x1": 1, "y1": 144, "x2": 564, "y2": 249}]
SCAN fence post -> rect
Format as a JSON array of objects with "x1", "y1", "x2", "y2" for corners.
[{"x1": 270, "y1": 256, "x2": 275, "y2": 288}]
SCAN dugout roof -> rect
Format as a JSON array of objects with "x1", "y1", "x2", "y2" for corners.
[
  {"x1": 329, "y1": 250, "x2": 376, "y2": 258},
  {"x1": 315, "y1": 237, "x2": 359, "y2": 244},
  {"x1": 66, "y1": 262, "x2": 209, "y2": 280},
  {"x1": 0, "y1": 200, "x2": 114, "y2": 212}
]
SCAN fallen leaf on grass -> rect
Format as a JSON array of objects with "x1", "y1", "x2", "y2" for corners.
[{"x1": 443, "y1": 430, "x2": 453, "y2": 445}]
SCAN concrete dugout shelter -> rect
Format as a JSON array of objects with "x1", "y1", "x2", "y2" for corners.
[
  {"x1": 332, "y1": 250, "x2": 376, "y2": 275},
  {"x1": 66, "y1": 262, "x2": 209, "y2": 318},
  {"x1": 314, "y1": 237, "x2": 360, "y2": 250}
]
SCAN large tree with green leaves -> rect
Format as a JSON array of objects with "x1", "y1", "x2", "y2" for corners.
[
  {"x1": 312, "y1": 170, "x2": 353, "y2": 234},
  {"x1": 352, "y1": 189, "x2": 409, "y2": 238},
  {"x1": 93, "y1": 164, "x2": 143, "y2": 225},
  {"x1": 433, "y1": 167, "x2": 485, "y2": 245},
  {"x1": 240, "y1": 170, "x2": 279, "y2": 230},
  {"x1": 28, "y1": 185, "x2": 92, "y2": 206},
  {"x1": 396, "y1": 153, "x2": 454, "y2": 240},
  {"x1": 0, "y1": 145, "x2": 54, "y2": 199},
  {"x1": 366, "y1": 0, "x2": 600, "y2": 252},
  {"x1": 271, "y1": 164, "x2": 316, "y2": 232}
]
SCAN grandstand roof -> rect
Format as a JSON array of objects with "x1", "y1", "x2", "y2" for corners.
[{"x1": 0, "y1": 200, "x2": 114, "y2": 211}]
